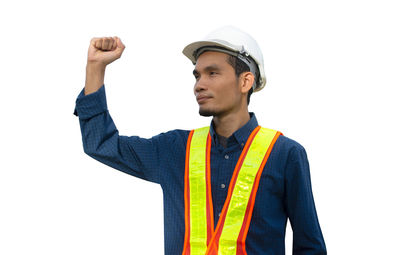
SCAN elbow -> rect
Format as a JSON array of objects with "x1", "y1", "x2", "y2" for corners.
[
  {"x1": 82, "y1": 139, "x2": 101, "y2": 157},
  {"x1": 83, "y1": 144, "x2": 97, "y2": 158},
  {"x1": 82, "y1": 128, "x2": 119, "y2": 157},
  {"x1": 83, "y1": 145, "x2": 94, "y2": 156}
]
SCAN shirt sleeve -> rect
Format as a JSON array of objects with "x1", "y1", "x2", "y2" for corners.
[
  {"x1": 73, "y1": 84, "x2": 161, "y2": 184},
  {"x1": 284, "y1": 143, "x2": 327, "y2": 254}
]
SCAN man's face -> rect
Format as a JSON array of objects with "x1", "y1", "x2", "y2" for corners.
[{"x1": 193, "y1": 51, "x2": 242, "y2": 117}]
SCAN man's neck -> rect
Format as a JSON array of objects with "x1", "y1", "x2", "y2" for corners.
[{"x1": 213, "y1": 109, "x2": 250, "y2": 138}]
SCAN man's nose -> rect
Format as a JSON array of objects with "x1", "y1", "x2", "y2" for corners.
[{"x1": 194, "y1": 77, "x2": 207, "y2": 93}]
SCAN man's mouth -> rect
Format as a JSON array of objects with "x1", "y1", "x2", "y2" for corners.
[{"x1": 196, "y1": 95, "x2": 212, "y2": 104}]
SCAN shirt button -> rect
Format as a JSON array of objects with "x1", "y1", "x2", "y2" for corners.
[
  {"x1": 224, "y1": 154, "x2": 229, "y2": 159},
  {"x1": 241, "y1": 143, "x2": 244, "y2": 147},
  {"x1": 218, "y1": 212, "x2": 221, "y2": 217},
  {"x1": 221, "y1": 184, "x2": 226, "y2": 189}
]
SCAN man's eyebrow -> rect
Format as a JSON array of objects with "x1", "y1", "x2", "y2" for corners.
[
  {"x1": 193, "y1": 64, "x2": 221, "y2": 75},
  {"x1": 204, "y1": 64, "x2": 220, "y2": 72}
]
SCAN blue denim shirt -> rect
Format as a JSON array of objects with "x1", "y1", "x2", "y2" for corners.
[{"x1": 73, "y1": 84, "x2": 326, "y2": 254}]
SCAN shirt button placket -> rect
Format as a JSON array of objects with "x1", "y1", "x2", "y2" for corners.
[{"x1": 219, "y1": 154, "x2": 229, "y2": 220}]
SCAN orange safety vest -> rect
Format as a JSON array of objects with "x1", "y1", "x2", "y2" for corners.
[{"x1": 182, "y1": 126, "x2": 282, "y2": 255}]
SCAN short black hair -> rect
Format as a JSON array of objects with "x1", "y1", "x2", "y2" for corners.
[{"x1": 226, "y1": 55, "x2": 254, "y2": 105}]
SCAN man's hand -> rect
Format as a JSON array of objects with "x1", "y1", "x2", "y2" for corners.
[
  {"x1": 87, "y1": 37, "x2": 125, "y2": 67},
  {"x1": 84, "y1": 37, "x2": 125, "y2": 95}
]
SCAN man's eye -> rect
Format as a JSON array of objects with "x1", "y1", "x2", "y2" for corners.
[{"x1": 210, "y1": 72, "x2": 217, "y2": 75}]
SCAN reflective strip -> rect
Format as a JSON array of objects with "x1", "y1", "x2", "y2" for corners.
[
  {"x1": 218, "y1": 127, "x2": 278, "y2": 255},
  {"x1": 182, "y1": 130, "x2": 194, "y2": 255},
  {"x1": 237, "y1": 130, "x2": 281, "y2": 254},
  {"x1": 189, "y1": 127, "x2": 210, "y2": 254},
  {"x1": 205, "y1": 134, "x2": 215, "y2": 244}
]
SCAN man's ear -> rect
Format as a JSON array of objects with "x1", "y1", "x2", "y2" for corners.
[{"x1": 239, "y1": 72, "x2": 255, "y2": 94}]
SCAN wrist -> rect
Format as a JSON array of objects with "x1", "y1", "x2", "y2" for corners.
[
  {"x1": 86, "y1": 62, "x2": 106, "y2": 72},
  {"x1": 85, "y1": 62, "x2": 106, "y2": 96}
]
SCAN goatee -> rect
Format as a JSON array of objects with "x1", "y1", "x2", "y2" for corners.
[{"x1": 199, "y1": 108, "x2": 215, "y2": 117}]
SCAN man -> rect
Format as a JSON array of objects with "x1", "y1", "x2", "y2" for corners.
[{"x1": 74, "y1": 26, "x2": 326, "y2": 254}]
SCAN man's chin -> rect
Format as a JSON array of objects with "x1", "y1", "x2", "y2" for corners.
[{"x1": 199, "y1": 108, "x2": 215, "y2": 117}]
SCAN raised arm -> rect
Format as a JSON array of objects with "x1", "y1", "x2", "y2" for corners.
[{"x1": 74, "y1": 37, "x2": 161, "y2": 184}]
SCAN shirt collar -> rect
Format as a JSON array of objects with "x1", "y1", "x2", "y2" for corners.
[{"x1": 209, "y1": 112, "x2": 259, "y2": 147}]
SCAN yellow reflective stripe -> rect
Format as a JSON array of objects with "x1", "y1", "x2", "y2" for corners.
[
  {"x1": 189, "y1": 126, "x2": 210, "y2": 254},
  {"x1": 218, "y1": 127, "x2": 277, "y2": 255}
]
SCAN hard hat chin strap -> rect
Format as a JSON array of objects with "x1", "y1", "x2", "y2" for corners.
[{"x1": 194, "y1": 46, "x2": 259, "y2": 90}]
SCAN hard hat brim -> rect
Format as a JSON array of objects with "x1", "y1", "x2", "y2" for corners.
[{"x1": 182, "y1": 40, "x2": 240, "y2": 64}]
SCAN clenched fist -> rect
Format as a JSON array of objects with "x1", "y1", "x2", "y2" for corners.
[
  {"x1": 84, "y1": 37, "x2": 125, "y2": 95},
  {"x1": 87, "y1": 36, "x2": 125, "y2": 67}
]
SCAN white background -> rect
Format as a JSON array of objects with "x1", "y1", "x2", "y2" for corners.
[{"x1": 1, "y1": 0, "x2": 399, "y2": 254}]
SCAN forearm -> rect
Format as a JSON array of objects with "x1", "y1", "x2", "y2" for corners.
[
  {"x1": 84, "y1": 63, "x2": 106, "y2": 95},
  {"x1": 79, "y1": 111, "x2": 134, "y2": 174},
  {"x1": 74, "y1": 84, "x2": 161, "y2": 183}
]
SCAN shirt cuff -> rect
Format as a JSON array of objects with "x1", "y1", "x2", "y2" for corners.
[{"x1": 73, "y1": 84, "x2": 108, "y2": 119}]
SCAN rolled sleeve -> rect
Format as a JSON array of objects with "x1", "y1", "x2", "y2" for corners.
[{"x1": 73, "y1": 84, "x2": 108, "y2": 120}]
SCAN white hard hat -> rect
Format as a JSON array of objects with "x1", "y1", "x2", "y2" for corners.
[{"x1": 182, "y1": 26, "x2": 266, "y2": 92}]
